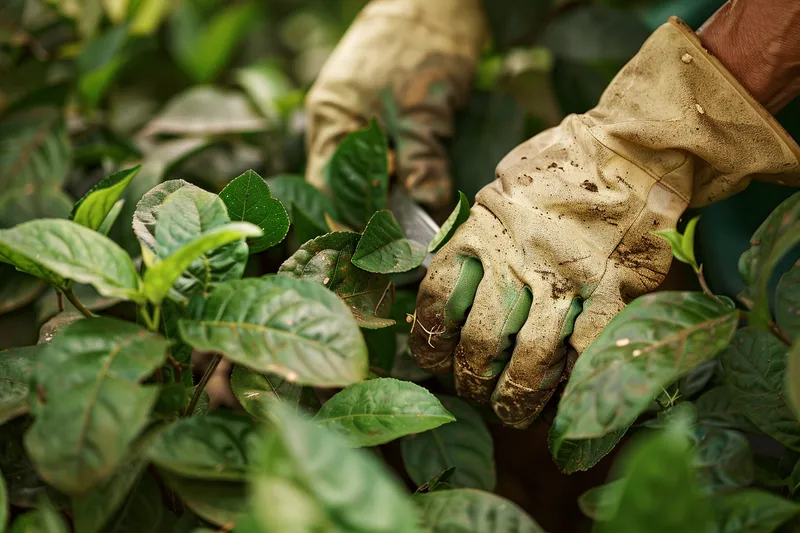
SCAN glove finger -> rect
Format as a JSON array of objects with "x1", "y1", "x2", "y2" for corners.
[
  {"x1": 453, "y1": 282, "x2": 531, "y2": 406},
  {"x1": 570, "y1": 276, "x2": 626, "y2": 355},
  {"x1": 491, "y1": 283, "x2": 583, "y2": 428}
]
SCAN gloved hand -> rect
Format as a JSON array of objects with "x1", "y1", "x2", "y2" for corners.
[
  {"x1": 304, "y1": 0, "x2": 487, "y2": 210},
  {"x1": 410, "y1": 18, "x2": 800, "y2": 428}
]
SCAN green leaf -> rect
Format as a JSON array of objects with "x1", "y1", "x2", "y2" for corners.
[
  {"x1": 710, "y1": 489, "x2": 800, "y2": 533},
  {"x1": 0, "y1": 219, "x2": 143, "y2": 301},
  {"x1": 0, "y1": 469, "x2": 6, "y2": 533},
  {"x1": 72, "y1": 455, "x2": 147, "y2": 533},
  {"x1": 97, "y1": 199, "x2": 124, "y2": 236},
  {"x1": 25, "y1": 317, "x2": 168, "y2": 494},
  {"x1": 548, "y1": 421, "x2": 627, "y2": 474},
  {"x1": 162, "y1": 473, "x2": 246, "y2": 527},
  {"x1": 9, "y1": 498, "x2": 68, "y2": 533},
  {"x1": 416, "y1": 489, "x2": 544, "y2": 533},
  {"x1": 133, "y1": 180, "x2": 253, "y2": 305},
  {"x1": 694, "y1": 426, "x2": 754, "y2": 493},
  {"x1": 777, "y1": 263, "x2": 800, "y2": 339},
  {"x1": 278, "y1": 232, "x2": 395, "y2": 328},
  {"x1": 352, "y1": 210, "x2": 426, "y2": 274},
  {"x1": 0, "y1": 346, "x2": 39, "y2": 426},
  {"x1": 428, "y1": 191, "x2": 470, "y2": 253},
  {"x1": 0, "y1": 418, "x2": 63, "y2": 510},
  {"x1": 252, "y1": 402, "x2": 419, "y2": 533},
  {"x1": 169, "y1": 1, "x2": 261, "y2": 83},
  {"x1": 578, "y1": 480, "x2": 623, "y2": 522},
  {"x1": 738, "y1": 192, "x2": 800, "y2": 327},
  {"x1": 653, "y1": 216, "x2": 700, "y2": 271},
  {"x1": 401, "y1": 395, "x2": 496, "y2": 491},
  {"x1": 415, "y1": 467, "x2": 455, "y2": 494},
  {"x1": 681, "y1": 216, "x2": 700, "y2": 269},
  {"x1": 94, "y1": 472, "x2": 163, "y2": 533},
  {"x1": 76, "y1": 23, "x2": 128, "y2": 108},
  {"x1": 233, "y1": 61, "x2": 296, "y2": 123},
  {"x1": 789, "y1": 341, "x2": 800, "y2": 420},
  {"x1": 314, "y1": 378, "x2": 454, "y2": 447},
  {"x1": 142, "y1": 221, "x2": 261, "y2": 305},
  {"x1": 720, "y1": 327, "x2": 800, "y2": 450},
  {"x1": 0, "y1": 187, "x2": 73, "y2": 229},
  {"x1": 0, "y1": 266, "x2": 45, "y2": 315},
  {"x1": 178, "y1": 277, "x2": 368, "y2": 387},
  {"x1": 596, "y1": 427, "x2": 713, "y2": 533},
  {"x1": 266, "y1": 174, "x2": 336, "y2": 231},
  {"x1": 70, "y1": 166, "x2": 140, "y2": 231},
  {"x1": 219, "y1": 170, "x2": 290, "y2": 253},
  {"x1": 554, "y1": 292, "x2": 739, "y2": 441},
  {"x1": 229, "y1": 365, "x2": 320, "y2": 421},
  {"x1": 694, "y1": 387, "x2": 761, "y2": 434},
  {"x1": 327, "y1": 119, "x2": 389, "y2": 229},
  {"x1": 146, "y1": 412, "x2": 258, "y2": 481},
  {"x1": 290, "y1": 203, "x2": 327, "y2": 245}
]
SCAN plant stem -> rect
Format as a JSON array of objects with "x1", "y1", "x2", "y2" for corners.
[
  {"x1": 187, "y1": 353, "x2": 221, "y2": 416},
  {"x1": 63, "y1": 289, "x2": 93, "y2": 318},
  {"x1": 769, "y1": 320, "x2": 794, "y2": 347},
  {"x1": 57, "y1": 292, "x2": 64, "y2": 313},
  {"x1": 695, "y1": 265, "x2": 722, "y2": 303}
]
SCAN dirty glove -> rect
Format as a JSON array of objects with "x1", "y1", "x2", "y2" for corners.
[
  {"x1": 410, "y1": 18, "x2": 800, "y2": 428},
  {"x1": 304, "y1": 0, "x2": 487, "y2": 210}
]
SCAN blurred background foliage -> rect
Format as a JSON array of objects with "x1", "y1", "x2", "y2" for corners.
[{"x1": 1, "y1": 0, "x2": 798, "y2": 529}]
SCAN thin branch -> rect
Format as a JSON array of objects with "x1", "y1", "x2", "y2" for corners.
[
  {"x1": 769, "y1": 320, "x2": 793, "y2": 347},
  {"x1": 696, "y1": 265, "x2": 723, "y2": 304},
  {"x1": 57, "y1": 292, "x2": 64, "y2": 313},
  {"x1": 187, "y1": 354, "x2": 221, "y2": 416},
  {"x1": 63, "y1": 289, "x2": 94, "y2": 318}
]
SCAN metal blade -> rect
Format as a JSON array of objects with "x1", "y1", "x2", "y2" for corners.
[{"x1": 388, "y1": 187, "x2": 440, "y2": 269}]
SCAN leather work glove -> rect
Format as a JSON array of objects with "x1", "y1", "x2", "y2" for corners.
[
  {"x1": 410, "y1": 18, "x2": 800, "y2": 429},
  {"x1": 304, "y1": 0, "x2": 487, "y2": 210}
]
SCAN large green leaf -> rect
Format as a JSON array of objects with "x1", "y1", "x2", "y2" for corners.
[
  {"x1": 219, "y1": 169, "x2": 289, "y2": 253},
  {"x1": 710, "y1": 489, "x2": 800, "y2": 533},
  {"x1": 694, "y1": 426, "x2": 754, "y2": 493},
  {"x1": 694, "y1": 387, "x2": 761, "y2": 434},
  {"x1": 70, "y1": 166, "x2": 140, "y2": 231},
  {"x1": 229, "y1": 365, "x2": 320, "y2": 421},
  {"x1": 0, "y1": 107, "x2": 69, "y2": 192},
  {"x1": 327, "y1": 119, "x2": 389, "y2": 229},
  {"x1": 133, "y1": 180, "x2": 251, "y2": 304},
  {"x1": 93, "y1": 472, "x2": 163, "y2": 533},
  {"x1": 738, "y1": 192, "x2": 800, "y2": 327},
  {"x1": 146, "y1": 412, "x2": 258, "y2": 481},
  {"x1": 0, "y1": 188, "x2": 73, "y2": 229},
  {"x1": 314, "y1": 378, "x2": 454, "y2": 447},
  {"x1": 25, "y1": 317, "x2": 168, "y2": 494},
  {"x1": 777, "y1": 264, "x2": 800, "y2": 339},
  {"x1": 252, "y1": 402, "x2": 419, "y2": 532},
  {"x1": 548, "y1": 422, "x2": 628, "y2": 474},
  {"x1": 554, "y1": 292, "x2": 739, "y2": 441},
  {"x1": 0, "y1": 418, "x2": 63, "y2": 509},
  {"x1": 0, "y1": 346, "x2": 39, "y2": 426},
  {"x1": 161, "y1": 473, "x2": 246, "y2": 527},
  {"x1": 401, "y1": 395, "x2": 495, "y2": 491},
  {"x1": 278, "y1": 232, "x2": 395, "y2": 328},
  {"x1": 0, "y1": 219, "x2": 142, "y2": 301},
  {"x1": 266, "y1": 174, "x2": 335, "y2": 232},
  {"x1": 416, "y1": 489, "x2": 544, "y2": 533},
  {"x1": 427, "y1": 191, "x2": 470, "y2": 253},
  {"x1": 578, "y1": 480, "x2": 624, "y2": 522},
  {"x1": 720, "y1": 327, "x2": 800, "y2": 450},
  {"x1": 179, "y1": 277, "x2": 368, "y2": 387},
  {"x1": 352, "y1": 210, "x2": 426, "y2": 274}
]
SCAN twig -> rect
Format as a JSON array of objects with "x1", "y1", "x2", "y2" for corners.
[
  {"x1": 187, "y1": 354, "x2": 221, "y2": 415},
  {"x1": 769, "y1": 320, "x2": 794, "y2": 347},
  {"x1": 63, "y1": 289, "x2": 94, "y2": 318},
  {"x1": 696, "y1": 265, "x2": 723, "y2": 303},
  {"x1": 57, "y1": 292, "x2": 64, "y2": 313}
]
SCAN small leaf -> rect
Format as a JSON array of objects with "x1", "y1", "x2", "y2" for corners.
[
  {"x1": 0, "y1": 219, "x2": 143, "y2": 302},
  {"x1": 680, "y1": 215, "x2": 700, "y2": 270},
  {"x1": 76, "y1": 23, "x2": 128, "y2": 108},
  {"x1": 352, "y1": 210, "x2": 426, "y2": 274},
  {"x1": 25, "y1": 317, "x2": 168, "y2": 494},
  {"x1": 401, "y1": 395, "x2": 496, "y2": 491},
  {"x1": 548, "y1": 421, "x2": 628, "y2": 474},
  {"x1": 162, "y1": 473, "x2": 246, "y2": 527},
  {"x1": 230, "y1": 365, "x2": 320, "y2": 421},
  {"x1": 553, "y1": 292, "x2": 739, "y2": 441},
  {"x1": 776, "y1": 263, "x2": 800, "y2": 339},
  {"x1": 653, "y1": 226, "x2": 696, "y2": 269},
  {"x1": 327, "y1": 119, "x2": 389, "y2": 229},
  {"x1": 720, "y1": 327, "x2": 800, "y2": 450},
  {"x1": 0, "y1": 346, "x2": 39, "y2": 426},
  {"x1": 178, "y1": 277, "x2": 368, "y2": 387},
  {"x1": 70, "y1": 166, "x2": 140, "y2": 231},
  {"x1": 252, "y1": 402, "x2": 419, "y2": 532},
  {"x1": 314, "y1": 378, "x2": 454, "y2": 447},
  {"x1": 219, "y1": 169, "x2": 289, "y2": 253},
  {"x1": 146, "y1": 412, "x2": 258, "y2": 481},
  {"x1": 97, "y1": 199, "x2": 124, "y2": 236},
  {"x1": 278, "y1": 232, "x2": 395, "y2": 328},
  {"x1": 577, "y1": 480, "x2": 624, "y2": 522},
  {"x1": 428, "y1": 191, "x2": 470, "y2": 253},
  {"x1": 416, "y1": 489, "x2": 545, "y2": 533},
  {"x1": 710, "y1": 489, "x2": 800, "y2": 533}
]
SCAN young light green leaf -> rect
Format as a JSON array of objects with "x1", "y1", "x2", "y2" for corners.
[
  {"x1": 578, "y1": 480, "x2": 624, "y2": 522},
  {"x1": 401, "y1": 395, "x2": 496, "y2": 491},
  {"x1": 720, "y1": 327, "x2": 800, "y2": 450},
  {"x1": 548, "y1": 421, "x2": 628, "y2": 474},
  {"x1": 25, "y1": 317, "x2": 168, "y2": 494},
  {"x1": 652, "y1": 216, "x2": 700, "y2": 270},
  {"x1": 279, "y1": 232, "x2": 395, "y2": 328},
  {"x1": 97, "y1": 199, "x2": 124, "y2": 236},
  {"x1": 314, "y1": 378, "x2": 454, "y2": 447},
  {"x1": 142, "y1": 221, "x2": 261, "y2": 304},
  {"x1": 0, "y1": 346, "x2": 40, "y2": 426},
  {"x1": 219, "y1": 169, "x2": 289, "y2": 253},
  {"x1": 178, "y1": 277, "x2": 368, "y2": 387},
  {"x1": 428, "y1": 191, "x2": 470, "y2": 253},
  {"x1": 146, "y1": 412, "x2": 259, "y2": 481},
  {"x1": 327, "y1": 119, "x2": 389, "y2": 229},
  {"x1": 777, "y1": 263, "x2": 799, "y2": 339},
  {"x1": 266, "y1": 174, "x2": 336, "y2": 232},
  {"x1": 353, "y1": 210, "x2": 426, "y2": 274},
  {"x1": 253, "y1": 402, "x2": 419, "y2": 533},
  {"x1": 162, "y1": 473, "x2": 247, "y2": 527},
  {"x1": 553, "y1": 292, "x2": 739, "y2": 442},
  {"x1": 710, "y1": 489, "x2": 800, "y2": 533},
  {"x1": 230, "y1": 365, "x2": 320, "y2": 421},
  {"x1": 416, "y1": 489, "x2": 545, "y2": 533},
  {"x1": 70, "y1": 166, "x2": 140, "y2": 231},
  {"x1": 0, "y1": 219, "x2": 143, "y2": 302}
]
